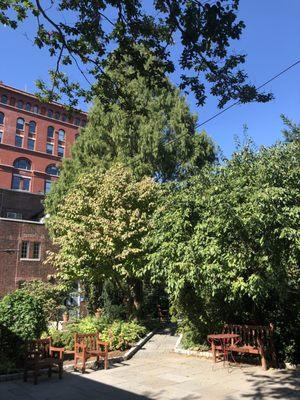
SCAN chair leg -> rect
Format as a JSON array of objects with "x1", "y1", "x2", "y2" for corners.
[
  {"x1": 48, "y1": 366, "x2": 52, "y2": 378},
  {"x1": 59, "y1": 361, "x2": 63, "y2": 379},
  {"x1": 211, "y1": 343, "x2": 216, "y2": 363},
  {"x1": 34, "y1": 366, "x2": 38, "y2": 385},
  {"x1": 104, "y1": 353, "x2": 108, "y2": 370},
  {"x1": 82, "y1": 357, "x2": 86, "y2": 374},
  {"x1": 23, "y1": 368, "x2": 28, "y2": 382}
]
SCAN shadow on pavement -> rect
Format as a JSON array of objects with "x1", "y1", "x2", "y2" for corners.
[{"x1": 225, "y1": 368, "x2": 300, "y2": 400}]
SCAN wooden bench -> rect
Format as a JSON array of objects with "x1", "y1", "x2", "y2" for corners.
[
  {"x1": 23, "y1": 337, "x2": 64, "y2": 385},
  {"x1": 157, "y1": 305, "x2": 170, "y2": 323},
  {"x1": 210, "y1": 324, "x2": 277, "y2": 370},
  {"x1": 74, "y1": 333, "x2": 109, "y2": 373}
]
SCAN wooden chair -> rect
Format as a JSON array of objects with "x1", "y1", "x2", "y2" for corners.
[
  {"x1": 210, "y1": 324, "x2": 277, "y2": 370},
  {"x1": 23, "y1": 337, "x2": 64, "y2": 385},
  {"x1": 74, "y1": 333, "x2": 109, "y2": 373}
]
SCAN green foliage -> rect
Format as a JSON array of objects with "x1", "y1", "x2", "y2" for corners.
[
  {"x1": 20, "y1": 280, "x2": 68, "y2": 322},
  {"x1": 147, "y1": 139, "x2": 300, "y2": 362},
  {"x1": 1, "y1": 2, "x2": 271, "y2": 108},
  {"x1": 45, "y1": 54, "x2": 216, "y2": 214},
  {"x1": 46, "y1": 165, "x2": 161, "y2": 317},
  {"x1": 0, "y1": 290, "x2": 47, "y2": 341},
  {"x1": 281, "y1": 114, "x2": 300, "y2": 143},
  {"x1": 49, "y1": 316, "x2": 146, "y2": 351}
]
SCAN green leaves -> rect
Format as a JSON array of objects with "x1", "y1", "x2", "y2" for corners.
[{"x1": 1, "y1": 1, "x2": 272, "y2": 108}]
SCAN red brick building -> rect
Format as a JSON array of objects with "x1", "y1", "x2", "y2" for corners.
[
  {"x1": 0, "y1": 83, "x2": 87, "y2": 297},
  {"x1": 0, "y1": 82, "x2": 87, "y2": 196}
]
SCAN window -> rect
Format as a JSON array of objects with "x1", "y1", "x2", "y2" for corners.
[
  {"x1": 44, "y1": 180, "x2": 52, "y2": 194},
  {"x1": 33, "y1": 105, "x2": 39, "y2": 114},
  {"x1": 29, "y1": 121, "x2": 36, "y2": 134},
  {"x1": 47, "y1": 109, "x2": 53, "y2": 118},
  {"x1": 46, "y1": 143, "x2": 53, "y2": 154},
  {"x1": 58, "y1": 129, "x2": 65, "y2": 142},
  {"x1": 81, "y1": 120, "x2": 87, "y2": 127},
  {"x1": 0, "y1": 112, "x2": 4, "y2": 124},
  {"x1": 75, "y1": 118, "x2": 80, "y2": 126},
  {"x1": 47, "y1": 126, "x2": 54, "y2": 140},
  {"x1": 27, "y1": 138, "x2": 35, "y2": 151},
  {"x1": 58, "y1": 145, "x2": 64, "y2": 157},
  {"x1": 15, "y1": 135, "x2": 23, "y2": 147},
  {"x1": 13, "y1": 158, "x2": 31, "y2": 170},
  {"x1": 12, "y1": 175, "x2": 30, "y2": 191},
  {"x1": 0, "y1": 131, "x2": 2, "y2": 143},
  {"x1": 17, "y1": 100, "x2": 23, "y2": 109},
  {"x1": 1, "y1": 95, "x2": 7, "y2": 104},
  {"x1": 25, "y1": 102, "x2": 31, "y2": 111},
  {"x1": 62, "y1": 114, "x2": 67, "y2": 122},
  {"x1": 33, "y1": 242, "x2": 41, "y2": 259},
  {"x1": 6, "y1": 212, "x2": 22, "y2": 219},
  {"x1": 55, "y1": 111, "x2": 60, "y2": 120},
  {"x1": 16, "y1": 117, "x2": 25, "y2": 130},
  {"x1": 21, "y1": 241, "x2": 29, "y2": 259},
  {"x1": 45, "y1": 164, "x2": 59, "y2": 176}
]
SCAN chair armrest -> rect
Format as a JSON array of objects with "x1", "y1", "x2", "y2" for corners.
[
  {"x1": 97, "y1": 340, "x2": 109, "y2": 351},
  {"x1": 50, "y1": 346, "x2": 64, "y2": 360}
]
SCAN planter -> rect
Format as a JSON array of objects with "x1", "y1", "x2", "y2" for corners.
[{"x1": 62, "y1": 312, "x2": 69, "y2": 323}]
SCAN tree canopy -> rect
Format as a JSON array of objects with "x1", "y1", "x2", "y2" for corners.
[
  {"x1": 46, "y1": 165, "x2": 161, "y2": 316},
  {"x1": 1, "y1": 0, "x2": 272, "y2": 108},
  {"x1": 146, "y1": 139, "x2": 300, "y2": 361},
  {"x1": 45, "y1": 51, "x2": 216, "y2": 214}
]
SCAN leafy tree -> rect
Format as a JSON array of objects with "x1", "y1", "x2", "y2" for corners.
[
  {"x1": 281, "y1": 114, "x2": 300, "y2": 142},
  {"x1": 147, "y1": 139, "x2": 300, "y2": 362},
  {"x1": 45, "y1": 50, "x2": 216, "y2": 213},
  {"x1": 46, "y1": 165, "x2": 161, "y2": 318},
  {"x1": 1, "y1": 1, "x2": 272, "y2": 108}
]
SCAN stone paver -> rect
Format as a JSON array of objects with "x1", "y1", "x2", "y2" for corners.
[{"x1": 0, "y1": 329, "x2": 299, "y2": 400}]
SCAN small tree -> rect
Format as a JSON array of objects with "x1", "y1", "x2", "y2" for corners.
[{"x1": 46, "y1": 165, "x2": 161, "y2": 318}]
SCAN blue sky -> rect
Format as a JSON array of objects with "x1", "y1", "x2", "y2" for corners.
[{"x1": 0, "y1": 0, "x2": 299, "y2": 157}]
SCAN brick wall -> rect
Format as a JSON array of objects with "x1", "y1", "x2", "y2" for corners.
[{"x1": 0, "y1": 218, "x2": 56, "y2": 297}]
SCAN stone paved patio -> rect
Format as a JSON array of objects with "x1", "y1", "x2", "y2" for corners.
[{"x1": 0, "y1": 330, "x2": 299, "y2": 400}]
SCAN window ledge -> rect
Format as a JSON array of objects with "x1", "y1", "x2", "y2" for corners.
[{"x1": 20, "y1": 258, "x2": 41, "y2": 262}]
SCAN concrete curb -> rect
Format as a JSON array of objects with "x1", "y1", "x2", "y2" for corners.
[
  {"x1": 0, "y1": 330, "x2": 156, "y2": 383},
  {"x1": 123, "y1": 330, "x2": 155, "y2": 361},
  {"x1": 174, "y1": 334, "x2": 212, "y2": 359}
]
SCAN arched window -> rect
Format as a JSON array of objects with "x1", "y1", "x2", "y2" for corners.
[
  {"x1": 16, "y1": 117, "x2": 25, "y2": 130},
  {"x1": 45, "y1": 164, "x2": 60, "y2": 176},
  {"x1": 47, "y1": 109, "x2": 53, "y2": 118},
  {"x1": 58, "y1": 129, "x2": 65, "y2": 142},
  {"x1": 25, "y1": 102, "x2": 31, "y2": 111},
  {"x1": 0, "y1": 112, "x2": 4, "y2": 124},
  {"x1": 13, "y1": 158, "x2": 31, "y2": 170},
  {"x1": 47, "y1": 126, "x2": 54, "y2": 139},
  {"x1": 17, "y1": 100, "x2": 23, "y2": 109},
  {"x1": 29, "y1": 121, "x2": 36, "y2": 134},
  {"x1": 1, "y1": 95, "x2": 7, "y2": 104},
  {"x1": 33, "y1": 105, "x2": 39, "y2": 114}
]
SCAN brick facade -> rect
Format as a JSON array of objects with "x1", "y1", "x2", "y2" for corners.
[
  {"x1": 0, "y1": 83, "x2": 87, "y2": 297},
  {"x1": 0, "y1": 82, "x2": 87, "y2": 195},
  {"x1": 0, "y1": 218, "x2": 56, "y2": 297}
]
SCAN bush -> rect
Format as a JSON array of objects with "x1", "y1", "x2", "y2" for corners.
[
  {"x1": 49, "y1": 316, "x2": 146, "y2": 351},
  {"x1": 0, "y1": 290, "x2": 47, "y2": 341}
]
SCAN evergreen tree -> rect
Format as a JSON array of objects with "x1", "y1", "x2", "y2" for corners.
[{"x1": 45, "y1": 49, "x2": 216, "y2": 214}]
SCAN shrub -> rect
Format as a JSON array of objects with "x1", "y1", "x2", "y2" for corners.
[
  {"x1": 49, "y1": 316, "x2": 146, "y2": 351},
  {"x1": 0, "y1": 290, "x2": 47, "y2": 341}
]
